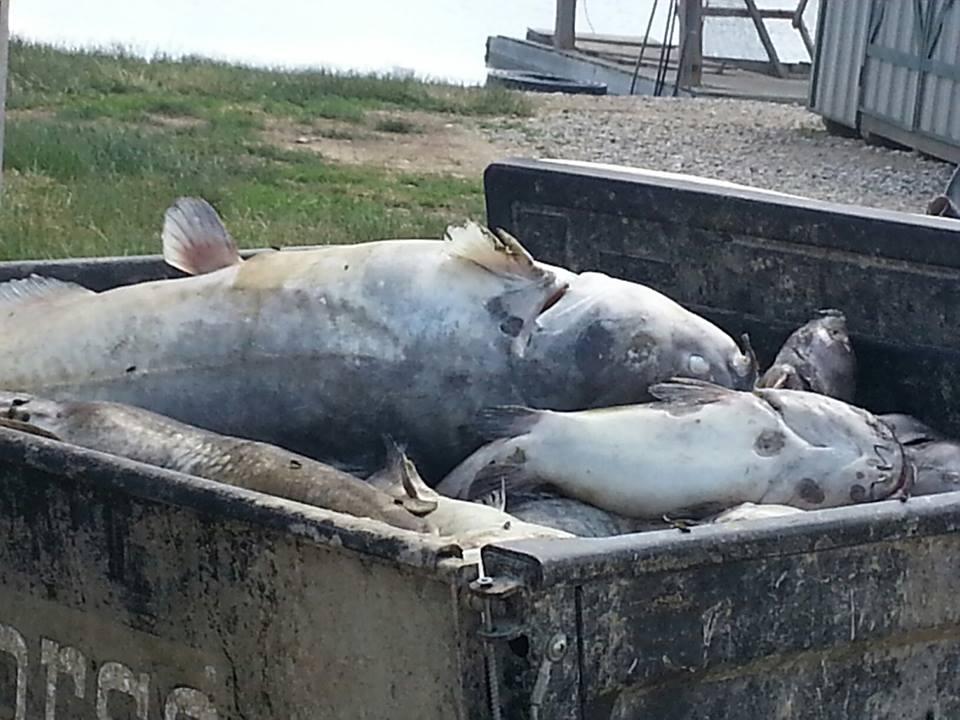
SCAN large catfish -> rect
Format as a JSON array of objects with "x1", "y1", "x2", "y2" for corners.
[{"x1": 0, "y1": 198, "x2": 756, "y2": 481}]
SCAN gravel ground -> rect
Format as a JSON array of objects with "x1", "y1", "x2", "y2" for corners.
[{"x1": 483, "y1": 94, "x2": 956, "y2": 214}]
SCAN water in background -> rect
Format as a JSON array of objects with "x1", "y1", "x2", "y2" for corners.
[{"x1": 10, "y1": 0, "x2": 819, "y2": 86}]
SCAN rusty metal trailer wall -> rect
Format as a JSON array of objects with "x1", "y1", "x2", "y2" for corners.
[
  {"x1": 0, "y1": 427, "x2": 485, "y2": 720},
  {"x1": 481, "y1": 158, "x2": 960, "y2": 719},
  {"x1": 810, "y1": 0, "x2": 960, "y2": 163}
]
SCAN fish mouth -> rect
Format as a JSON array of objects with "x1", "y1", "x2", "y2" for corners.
[{"x1": 868, "y1": 440, "x2": 914, "y2": 502}]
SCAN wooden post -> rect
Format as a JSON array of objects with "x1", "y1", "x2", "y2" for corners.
[
  {"x1": 792, "y1": 0, "x2": 814, "y2": 58},
  {"x1": 678, "y1": 0, "x2": 704, "y2": 88},
  {"x1": 554, "y1": 0, "x2": 577, "y2": 50},
  {"x1": 0, "y1": 0, "x2": 9, "y2": 198},
  {"x1": 743, "y1": 0, "x2": 788, "y2": 78}
]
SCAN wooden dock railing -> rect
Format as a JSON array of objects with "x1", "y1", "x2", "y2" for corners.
[
  {"x1": 553, "y1": 0, "x2": 815, "y2": 84},
  {"x1": 688, "y1": 0, "x2": 814, "y2": 81}
]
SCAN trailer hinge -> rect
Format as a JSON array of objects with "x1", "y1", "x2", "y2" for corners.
[{"x1": 470, "y1": 573, "x2": 526, "y2": 720}]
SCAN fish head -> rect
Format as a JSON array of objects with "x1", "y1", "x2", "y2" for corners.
[
  {"x1": 755, "y1": 388, "x2": 911, "y2": 507},
  {"x1": 769, "y1": 310, "x2": 856, "y2": 400},
  {"x1": 522, "y1": 271, "x2": 756, "y2": 407},
  {"x1": 0, "y1": 391, "x2": 70, "y2": 436}
]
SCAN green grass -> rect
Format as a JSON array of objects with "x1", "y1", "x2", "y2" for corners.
[
  {"x1": 8, "y1": 39, "x2": 531, "y2": 119},
  {"x1": 0, "y1": 39, "x2": 528, "y2": 260}
]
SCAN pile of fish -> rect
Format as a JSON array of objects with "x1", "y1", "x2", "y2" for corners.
[{"x1": 1, "y1": 195, "x2": 954, "y2": 562}]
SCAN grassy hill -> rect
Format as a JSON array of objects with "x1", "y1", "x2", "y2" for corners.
[{"x1": 0, "y1": 40, "x2": 531, "y2": 260}]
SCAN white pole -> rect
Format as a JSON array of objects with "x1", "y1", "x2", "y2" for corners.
[{"x1": 0, "y1": 0, "x2": 10, "y2": 198}]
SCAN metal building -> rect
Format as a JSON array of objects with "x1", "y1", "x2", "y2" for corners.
[{"x1": 809, "y1": 0, "x2": 960, "y2": 163}]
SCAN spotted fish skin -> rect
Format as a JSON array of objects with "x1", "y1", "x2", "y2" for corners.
[{"x1": 437, "y1": 379, "x2": 907, "y2": 519}]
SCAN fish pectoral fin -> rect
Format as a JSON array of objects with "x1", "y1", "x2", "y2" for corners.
[
  {"x1": 649, "y1": 377, "x2": 738, "y2": 405},
  {"x1": 475, "y1": 478, "x2": 509, "y2": 512},
  {"x1": 162, "y1": 197, "x2": 242, "y2": 275},
  {"x1": 0, "y1": 417, "x2": 62, "y2": 442},
  {"x1": 757, "y1": 363, "x2": 802, "y2": 390},
  {"x1": 465, "y1": 461, "x2": 540, "y2": 502},
  {"x1": 0, "y1": 274, "x2": 94, "y2": 309}
]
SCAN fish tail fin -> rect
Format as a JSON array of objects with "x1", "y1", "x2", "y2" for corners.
[
  {"x1": 475, "y1": 405, "x2": 544, "y2": 442},
  {"x1": 162, "y1": 197, "x2": 241, "y2": 275}
]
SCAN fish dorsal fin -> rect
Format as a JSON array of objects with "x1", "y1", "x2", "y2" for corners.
[
  {"x1": 162, "y1": 197, "x2": 241, "y2": 276},
  {"x1": 444, "y1": 221, "x2": 568, "y2": 359},
  {"x1": 0, "y1": 274, "x2": 94, "y2": 309},
  {"x1": 648, "y1": 377, "x2": 738, "y2": 405},
  {"x1": 369, "y1": 436, "x2": 440, "y2": 516},
  {"x1": 444, "y1": 221, "x2": 544, "y2": 283}
]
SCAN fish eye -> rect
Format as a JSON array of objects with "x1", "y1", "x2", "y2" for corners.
[{"x1": 687, "y1": 354, "x2": 710, "y2": 376}]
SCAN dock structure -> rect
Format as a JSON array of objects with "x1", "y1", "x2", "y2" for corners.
[{"x1": 487, "y1": 0, "x2": 814, "y2": 103}]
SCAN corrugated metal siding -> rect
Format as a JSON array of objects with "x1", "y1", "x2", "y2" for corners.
[
  {"x1": 812, "y1": 0, "x2": 960, "y2": 162},
  {"x1": 809, "y1": 0, "x2": 872, "y2": 127},
  {"x1": 860, "y1": 2, "x2": 922, "y2": 131},
  {"x1": 919, "y1": 6, "x2": 960, "y2": 143}
]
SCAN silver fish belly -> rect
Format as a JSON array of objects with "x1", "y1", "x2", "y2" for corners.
[{"x1": 436, "y1": 379, "x2": 908, "y2": 518}]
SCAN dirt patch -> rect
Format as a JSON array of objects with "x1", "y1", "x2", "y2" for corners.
[
  {"x1": 146, "y1": 113, "x2": 206, "y2": 130},
  {"x1": 8, "y1": 108, "x2": 56, "y2": 121},
  {"x1": 262, "y1": 110, "x2": 520, "y2": 178}
]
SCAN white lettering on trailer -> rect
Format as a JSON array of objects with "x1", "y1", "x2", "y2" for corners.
[
  {"x1": 96, "y1": 661, "x2": 150, "y2": 720},
  {"x1": 0, "y1": 618, "x2": 218, "y2": 719},
  {"x1": 41, "y1": 638, "x2": 87, "y2": 720},
  {"x1": 0, "y1": 622, "x2": 27, "y2": 720},
  {"x1": 164, "y1": 687, "x2": 219, "y2": 720}
]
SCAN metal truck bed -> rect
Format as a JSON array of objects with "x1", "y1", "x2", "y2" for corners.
[{"x1": 3, "y1": 158, "x2": 960, "y2": 719}]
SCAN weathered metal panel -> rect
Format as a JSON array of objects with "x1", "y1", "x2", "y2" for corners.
[
  {"x1": 812, "y1": 0, "x2": 960, "y2": 160},
  {"x1": 483, "y1": 494, "x2": 960, "y2": 720},
  {"x1": 0, "y1": 428, "x2": 485, "y2": 720},
  {"x1": 808, "y1": 0, "x2": 872, "y2": 127},
  {"x1": 921, "y1": 5, "x2": 960, "y2": 142},
  {"x1": 861, "y1": 1, "x2": 921, "y2": 131},
  {"x1": 858, "y1": 0, "x2": 960, "y2": 162},
  {"x1": 482, "y1": 158, "x2": 960, "y2": 719}
]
